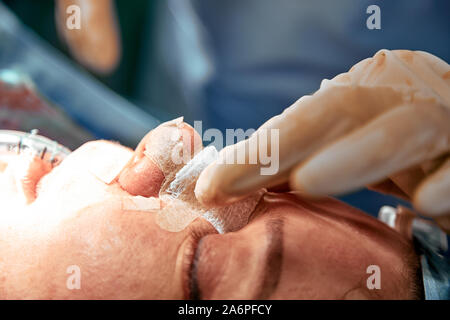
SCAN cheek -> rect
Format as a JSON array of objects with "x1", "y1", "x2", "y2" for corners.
[
  {"x1": 34, "y1": 166, "x2": 113, "y2": 220},
  {"x1": 32, "y1": 141, "x2": 136, "y2": 216},
  {"x1": 20, "y1": 202, "x2": 186, "y2": 299}
]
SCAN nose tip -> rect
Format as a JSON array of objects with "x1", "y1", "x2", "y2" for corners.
[
  {"x1": 118, "y1": 119, "x2": 202, "y2": 198},
  {"x1": 118, "y1": 155, "x2": 165, "y2": 197}
]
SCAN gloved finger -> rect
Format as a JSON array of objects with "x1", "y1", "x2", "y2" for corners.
[
  {"x1": 386, "y1": 156, "x2": 449, "y2": 199},
  {"x1": 376, "y1": 156, "x2": 448, "y2": 199},
  {"x1": 196, "y1": 85, "x2": 404, "y2": 207},
  {"x1": 368, "y1": 179, "x2": 410, "y2": 200},
  {"x1": 420, "y1": 155, "x2": 447, "y2": 174},
  {"x1": 368, "y1": 166, "x2": 427, "y2": 200},
  {"x1": 388, "y1": 166, "x2": 426, "y2": 198},
  {"x1": 291, "y1": 103, "x2": 450, "y2": 196},
  {"x1": 55, "y1": 0, "x2": 121, "y2": 74},
  {"x1": 413, "y1": 157, "x2": 450, "y2": 218},
  {"x1": 435, "y1": 216, "x2": 450, "y2": 234}
]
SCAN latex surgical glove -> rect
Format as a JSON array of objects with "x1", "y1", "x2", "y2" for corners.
[{"x1": 195, "y1": 49, "x2": 450, "y2": 232}]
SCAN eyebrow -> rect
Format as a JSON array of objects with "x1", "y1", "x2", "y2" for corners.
[{"x1": 255, "y1": 216, "x2": 284, "y2": 299}]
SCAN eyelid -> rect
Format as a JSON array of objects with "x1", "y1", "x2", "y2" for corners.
[
  {"x1": 180, "y1": 220, "x2": 218, "y2": 300},
  {"x1": 181, "y1": 235, "x2": 201, "y2": 300}
]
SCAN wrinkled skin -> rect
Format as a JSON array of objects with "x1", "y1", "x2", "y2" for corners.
[{"x1": 0, "y1": 122, "x2": 419, "y2": 299}]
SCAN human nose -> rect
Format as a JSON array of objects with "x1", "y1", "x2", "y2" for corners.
[{"x1": 118, "y1": 118, "x2": 202, "y2": 198}]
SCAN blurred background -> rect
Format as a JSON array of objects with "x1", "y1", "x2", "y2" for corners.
[{"x1": 1, "y1": 0, "x2": 449, "y2": 215}]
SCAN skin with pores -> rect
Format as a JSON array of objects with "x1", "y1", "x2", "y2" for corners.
[{"x1": 0, "y1": 120, "x2": 420, "y2": 299}]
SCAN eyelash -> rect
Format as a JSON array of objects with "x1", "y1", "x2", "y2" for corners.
[{"x1": 181, "y1": 230, "x2": 205, "y2": 300}]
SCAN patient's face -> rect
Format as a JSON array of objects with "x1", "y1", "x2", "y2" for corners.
[
  {"x1": 194, "y1": 193, "x2": 418, "y2": 299},
  {"x1": 0, "y1": 122, "x2": 418, "y2": 299}
]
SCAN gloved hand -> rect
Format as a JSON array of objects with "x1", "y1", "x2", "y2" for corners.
[{"x1": 195, "y1": 50, "x2": 450, "y2": 232}]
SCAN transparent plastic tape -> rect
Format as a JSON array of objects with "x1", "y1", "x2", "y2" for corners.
[{"x1": 156, "y1": 146, "x2": 264, "y2": 233}]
